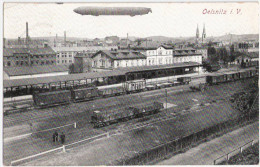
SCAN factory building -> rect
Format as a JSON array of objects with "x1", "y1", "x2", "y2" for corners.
[{"x1": 3, "y1": 45, "x2": 56, "y2": 67}]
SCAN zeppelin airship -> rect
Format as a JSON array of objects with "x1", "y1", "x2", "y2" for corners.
[{"x1": 73, "y1": 7, "x2": 152, "y2": 17}]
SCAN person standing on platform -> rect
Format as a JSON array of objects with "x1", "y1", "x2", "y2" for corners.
[
  {"x1": 53, "y1": 131, "x2": 58, "y2": 143},
  {"x1": 60, "y1": 132, "x2": 65, "y2": 144}
]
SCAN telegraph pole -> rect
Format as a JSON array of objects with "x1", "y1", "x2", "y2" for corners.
[{"x1": 165, "y1": 89, "x2": 168, "y2": 111}]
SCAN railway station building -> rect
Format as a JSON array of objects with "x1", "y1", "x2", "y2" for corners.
[
  {"x1": 52, "y1": 46, "x2": 118, "y2": 65},
  {"x1": 91, "y1": 50, "x2": 147, "y2": 70}
]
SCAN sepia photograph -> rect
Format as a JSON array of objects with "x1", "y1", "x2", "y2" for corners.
[{"x1": 2, "y1": 1, "x2": 259, "y2": 166}]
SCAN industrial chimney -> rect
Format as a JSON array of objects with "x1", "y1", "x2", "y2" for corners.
[
  {"x1": 26, "y1": 22, "x2": 29, "y2": 47},
  {"x1": 64, "y1": 31, "x2": 66, "y2": 46}
]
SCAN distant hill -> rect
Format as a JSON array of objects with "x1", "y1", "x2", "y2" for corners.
[{"x1": 6, "y1": 34, "x2": 259, "y2": 43}]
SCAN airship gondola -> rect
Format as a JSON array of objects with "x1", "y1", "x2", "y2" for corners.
[{"x1": 73, "y1": 7, "x2": 152, "y2": 17}]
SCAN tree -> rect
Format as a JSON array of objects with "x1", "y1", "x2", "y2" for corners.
[
  {"x1": 217, "y1": 47, "x2": 229, "y2": 64},
  {"x1": 69, "y1": 63, "x2": 75, "y2": 74}
]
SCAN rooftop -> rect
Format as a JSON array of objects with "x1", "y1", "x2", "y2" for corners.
[
  {"x1": 3, "y1": 46, "x2": 56, "y2": 57},
  {"x1": 4, "y1": 62, "x2": 200, "y2": 88},
  {"x1": 52, "y1": 46, "x2": 118, "y2": 52},
  {"x1": 93, "y1": 50, "x2": 146, "y2": 60},
  {"x1": 4, "y1": 65, "x2": 69, "y2": 76}
]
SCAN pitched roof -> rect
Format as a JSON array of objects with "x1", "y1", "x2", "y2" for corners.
[
  {"x1": 3, "y1": 47, "x2": 56, "y2": 57},
  {"x1": 28, "y1": 46, "x2": 56, "y2": 55},
  {"x1": 93, "y1": 50, "x2": 146, "y2": 60},
  {"x1": 3, "y1": 48, "x2": 28, "y2": 57},
  {"x1": 52, "y1": 46, "x2": 118, "y2": 52},
  {"x1": 4, "y1": 65, "x2": 69, "y2": 76}
]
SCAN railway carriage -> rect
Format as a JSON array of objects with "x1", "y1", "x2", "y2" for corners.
[
  {"x1": 71, "y1": 87, "x2": 101, "y2": 102},
  {"x1": 206, "y1": 74, "x2": 226, "y2": 85},
  {"x1": 99, "y1": 86, "x2": 125, "y2": 97},
  {"x1": 250, "y1": 69, "x2": 257, "y2": 77},
  {"x1": 123, "y1": 79, "x2": 146, "y2": 93},
  {"x1": 239, "y1": 70, "x2": 251, "y2": 79},
  {"x1": 33, "y1": 90, "x2": 71, "y2": 108}
]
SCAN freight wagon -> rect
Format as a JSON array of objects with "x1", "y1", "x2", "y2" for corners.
[
  {"x1": 99, "y1": 86, "x2": 125, "y2": 97},
  {"x1": 223, "y1": 72, "x2": 240, "y2": 82},
  {"x1": 123, "y1": 79, "x2": 146, "y2": 93},
  {"x1": 239, "y1": 70, "x2": 251, "y2": 79},
  {"x1": 91, "y1": 101, "x2": 164, "y2": 128},
  {"x1": 177, "y1": 77, "x2": 192, "y2": 84},
  {"x1": 33, "y1": 90, "x2": 71, "y2": 108},
  {"x1": 206, "y1": 74, "x2": 226, "y2": 85},
  {"x1": 71, "y1": 87, "x2": 101, "y2": 102}
]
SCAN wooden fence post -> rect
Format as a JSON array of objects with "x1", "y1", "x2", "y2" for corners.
[{"x1": 63, "y1": 145, "x2": 66, "y2": 153}]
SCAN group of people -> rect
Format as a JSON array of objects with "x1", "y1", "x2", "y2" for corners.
[{"x1": 53, "y1": 131, "x2": 66, "y2": 144}]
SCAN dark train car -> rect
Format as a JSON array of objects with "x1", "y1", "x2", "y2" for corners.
[
  {"x1": 33, "y1": 90, "x2": 71, "y2": 108},
  {"x1": 71, "y1": 87, "x2": 100, "y2": 102},
  {"x1": 206, "y1": 64, "x2": 221, "y2": 72},
  {"x1": 123, "y1": 79, "x2": 146, "y2": 93},
  {"x1": 206, "y1": 74, "x2": 226, "y2": 85},
  {"x1": 239, "y1": 70, "x2": 251, "y2": 79},
  {"x1": 223, "y1": 72, "x2": 240, "y2": 82},
  {"x1": 91, "y1": 108, "x2": 135, "y2": 127},
  {"x1": 130, "y1": 101, "x2": 164, "y2": 117},
  {"x1": 177, "y1": 77, "x2": 192, "y2": 84},
  {"x1": 99, "y1": 86, "x2": 125, "y2": 97},
  {"x1": 91, "y1": 101, "x2": 163, "y2": 128},
  {"x1": 250, "y1": 69, "x2": 257, "y2": 77}
]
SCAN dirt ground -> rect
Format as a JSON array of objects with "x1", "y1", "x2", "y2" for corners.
[{"x1": 19, "y1": 78, "x2": 258, "y2": 166}]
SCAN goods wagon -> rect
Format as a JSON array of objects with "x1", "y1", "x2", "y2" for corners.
[
  {"x1": 223, "y1": 72, "x2": 240, "y2": 82},
  {"x1": 130, "y1": 101, "x2": 164, "y2": 117},
  {"x1": 177, "y1": 77, "x2": 192, "y2": 84},
  {"x1": 91, "y1": 101, "x2": 164, "y2": 128},
  {"x1": 123, "y1": 79, "x2": 146, "y2": 93},
  {"x1": 71, "y1": 87, "x2": 101, "y2": 102},
  {"x1": 206, "y1": 74, "x2": 226, "y2": 85},
  {"x1": 99, "y1": 86, "x2": 125, "y2": 97},
  {"x1": 250, "y1": 69, "x2": 257, "y2": 77},
  {"x1": 239, "y1": 70, "x2": 251, "y2": 79},
  {"x1": 206, "y1": 64, "x2": 221, "y2": 72},
  {"x1": 33, "y1": 90, "x2": 71, "y2": 108}
]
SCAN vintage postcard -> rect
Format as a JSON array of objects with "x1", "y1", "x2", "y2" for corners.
[{"x1": 2, "y1": 1, "x2": 259, "y2": 166}]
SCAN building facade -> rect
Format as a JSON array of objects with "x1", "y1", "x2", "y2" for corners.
[
  {"x1": 52, "y1": 46, "x2": 118, "y2": 65},
  {"x1": 3, "y1": 46, "x2": 56, "y2": 67},
  {"x1": 91, "y1": 50, "x2": 146, "y2": 69},
  {"x1": 173, "y1": 47, "x2": 203, "y2": 64}
]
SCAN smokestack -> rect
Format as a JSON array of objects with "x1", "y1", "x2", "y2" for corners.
[
  {"x1": 3, "y1": 38, "x2": 6, "y2": 48},
  {"x1": 26, "y1": 22, "x2": 29, "y2": 46},
  {"x1": 127, "y1": 33, "x2": 128, "y2": 47},
  {"x1": 64, "y1": 31, "x2": 66, "y2": 46}
]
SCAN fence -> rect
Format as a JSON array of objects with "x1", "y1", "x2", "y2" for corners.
[
  {"x1": 213, "y1": 140, "x2": 258, "y2": 165},
  {"x1": 114, "y1": 118, "x2": 255, "y2": 165},
  {"x1": 10, "y1": 130, "x2": 108, "y2": 166}
]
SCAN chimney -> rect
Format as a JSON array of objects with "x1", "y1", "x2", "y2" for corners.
[
  {"x1": 26, "y1": 22, "x2": 29, "y2": 46},
  {"x1": 64, "y1": 31, "x2": 66, "y2": 46},
  {"x1": 3, "y1": 38, "x2": 6, "y2": 48}
]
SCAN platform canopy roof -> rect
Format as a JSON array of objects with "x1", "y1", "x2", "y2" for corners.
[{"x1": 4, "y1": 62, "x2": 201, "y2": 88}]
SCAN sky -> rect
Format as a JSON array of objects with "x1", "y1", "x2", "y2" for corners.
[{"x1": 3, "y1": 2, "x2": 259, "y2": 39}]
